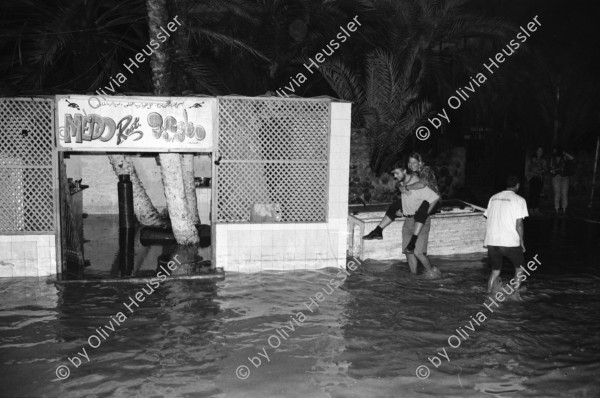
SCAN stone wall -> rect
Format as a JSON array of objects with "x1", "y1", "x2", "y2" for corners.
[{"x1": 349, "y1": 129, "x2": 466, "y2": 203}]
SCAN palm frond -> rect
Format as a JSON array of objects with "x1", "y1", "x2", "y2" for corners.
[
  {"x1": 188, "y1": 24, "x2": 271, "y2": 63},
  {"x1": 171, "y1": 56, "x2": 229, "y2": 95},
  {"x1": 319, "y1": 58, "x2": 365, "y2": 105}
]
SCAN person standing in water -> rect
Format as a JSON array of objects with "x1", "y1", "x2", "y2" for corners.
[
  {"x1": 484, "y1": 175, "x2": 528, "y2": 296},
  {"x1": 390, "y1": 164, "x2": 441, "y2": 277},
  {"x1": 549, "y1": 145, "x2": 575, "y2": 216},
  {"x1": 526, "y1": 147, "x2": 547, "y2": 216},
  {"x1": 362, "y1": 153, "x2": 439, "y2": 241}
]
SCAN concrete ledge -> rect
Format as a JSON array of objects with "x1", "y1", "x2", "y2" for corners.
[{"x1": 348, "y1": 204, "x2": 486, "y2": 261}]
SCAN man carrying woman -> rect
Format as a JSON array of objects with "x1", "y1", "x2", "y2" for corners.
[
  {"x1": 362, "y1": 153, "x2": 439, "y2": 243},
  {"x1": 362, "y1": 154, "x2": 441, "y2": 277}
]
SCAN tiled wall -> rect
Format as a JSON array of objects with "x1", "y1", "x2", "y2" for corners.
[
  {"x1": 215, "y1": 101, "x2": 351, "y2": 272},
  {"x1": 196, "y1": 188, "x2": 211, "y2": 225},
  {"x1": 0, "y1": 234, "x2": 57, "y2": 277},
  {"x1": 348, "y1": 211, "x2": 487, "y2": 261}
]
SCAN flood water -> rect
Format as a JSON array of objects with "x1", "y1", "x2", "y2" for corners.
[{"x1": 1, "y1": 217, "x2": 600, "y2": 398}]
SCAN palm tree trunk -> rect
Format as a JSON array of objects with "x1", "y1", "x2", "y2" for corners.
[
  {"x1": 108, "y1": 154, "x2": 167, "y2": 227},
  {"x1": 173, "y1": 0, "x2": 201, "y2": 226},
  {"x1": 146, "y1": 0, "x2": 198, "y2": 244},
  {"x1": 160, "y1": 153, "x2": 199, "y2": 244},
  {"x1": 181, "y1": 154, "x2": 200, "y2": 225},
  {"x1": 146, "y1": 0, "x2": 172, "y2": 96},
  {"x1": 173, "y1": 0, "x2": 192, "y2": 90},
  {"x1": 553, "y1": 75, "x2": 561, "y2": 145}
]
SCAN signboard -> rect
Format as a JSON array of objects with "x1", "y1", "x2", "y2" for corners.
[{"x1": 55, "y1": 95, "x2": 215, "y2": 152}]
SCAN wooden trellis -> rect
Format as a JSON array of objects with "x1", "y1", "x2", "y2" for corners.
[{"x1": 0, "y1": 98, "x2": 55, "y2": 232}]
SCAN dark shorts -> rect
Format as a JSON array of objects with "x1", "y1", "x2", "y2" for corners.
[{"x1": 487, "y1": 246, "x2": 524, "y2": 271}]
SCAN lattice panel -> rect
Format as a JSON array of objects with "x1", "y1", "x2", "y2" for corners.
[
  {"x1": 217, "y1": 98, "x2": 329, "y2": 223},
  {"x1": 219, "y1": 99, "x2": 329, "y2": 161},
  {"x1": 0, "y1": 99, "x2": 53, "y2": 166},
  {"x1": 0, "y1": 168, "x2": 25, "y2": 230},
  {"x1": 0, "y1": 98, "x2": 54, "y2": 232},
  {"x1": 217, "y1": 162, "x2": 328, "y2": 222}
]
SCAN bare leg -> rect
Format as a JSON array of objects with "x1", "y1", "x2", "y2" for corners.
[
  {"x1": 413, "y1": 222, "x2": 423, "y2": 235},
  {"x1": 552, "y1": 176, "x2": 560, "y2": 212},
  {"x1": 407, "y1": 254, "x2": 418, "y2": 274},
  {"x1": 414, "y1": 253, "x2": 432, "y2": 272},
  {"x1": 561, "y1": 176, "x2": 569, "y2": 212},
  {"x1": 487, "y1": 269, "x2": 501, "y2": 293},
  {"x1": 378, "y1": 215, "x2": 393, "y2": 229},
  {"x1": 512, "y1": 268, "x2": 525, "y2": 290}
]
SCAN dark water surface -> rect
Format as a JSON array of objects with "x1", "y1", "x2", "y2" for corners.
[{"x1": 1, "y1": 218, "x2": 599, "y2": 398}]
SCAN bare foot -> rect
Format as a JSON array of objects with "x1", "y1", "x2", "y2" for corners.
[
  {"x1": 423, "y1": 267, "x2": 442, "y2": 280},
  {"x1": 490, "y1": 279, "x2": 524, "y2": 302},
  {"x1": 519, "y1": 285, "x2": 528, "y2": 294}
]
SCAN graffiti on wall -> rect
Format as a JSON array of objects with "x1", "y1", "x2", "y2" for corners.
[{"x1": 62, "y1": 114, "x2": 142, "y2": 145}]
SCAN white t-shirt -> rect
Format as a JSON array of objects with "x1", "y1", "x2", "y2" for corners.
[
  {"x1": 484, "y1": 190, "x2": 528, "y2": 247},
  {"x1": 401, "y1": 186, "x2": 439, "y2": 215}
]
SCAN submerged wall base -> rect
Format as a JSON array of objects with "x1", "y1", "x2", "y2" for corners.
[{"x1": 0, "y1": 235, "x2": 57, "y2": 277}]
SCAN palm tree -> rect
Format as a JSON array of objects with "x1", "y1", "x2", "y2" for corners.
[
  {"x1": 0, "y1": 0, "x2": 270, "y2": 241},
  {"x1": 320, "y1": 49, "x2": 430, "y2": 171},
  {"x1": 320, "y1": 0, "x2": 516, "y2": 172},
  {"x1": 143, "y1": 0, "x2": 199, "y2": 244},
  {"x1": 0, "y1": 0, "x2": 172, "y2": 226},
  {"x1": 0, "y1": 0, "x2": 149, "y2": 93}
]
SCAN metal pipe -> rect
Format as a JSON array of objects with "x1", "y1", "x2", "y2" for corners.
[{"x1": 117, "y1": 174, "x2": 135, "y2": 228}]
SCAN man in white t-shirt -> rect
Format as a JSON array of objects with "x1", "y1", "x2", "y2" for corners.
[{"x1": 484, "y1": 175, "x2": 528, "y2": 293}]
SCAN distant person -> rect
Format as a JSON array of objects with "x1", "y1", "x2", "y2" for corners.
[
  {"x1": 549, "y1": 145, "x2": 575, "y2": 215},
  {"x1": 526, "y1": 147, "x2": 547, "y2": 216},
  {"x1": 483, "y1": 175, "x2": 528, "y2": 298},
  {"x1": 363, "y1": 153, "x2": 439, "y2": 241}
]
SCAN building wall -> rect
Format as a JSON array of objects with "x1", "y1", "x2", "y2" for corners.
[
  {"x1": 0, "y1": 97, "x2": 57, "y2": 278},
  {"x1": 0, "y1": 100, "x2": 349, "y2": 277},
  {"x1": 214, "y1": 101, "x2": 351, "y2": 272}
]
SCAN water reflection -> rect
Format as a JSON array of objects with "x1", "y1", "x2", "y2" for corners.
[
  {"x1": 1, "y1": 219, "x2": 599, "y2": 397},
  {"x1": 336, "y1": 218, "x2": 600, "y2": 396},
  {"x1": 84, "y1": 215, "x2": 213, "y2": 280},
  {"x1": 52, "y1": 278, "x2": 222, "y2": 397},
  {"x1": 115, "y1": 227, "x2": 136, "y2": 277}
]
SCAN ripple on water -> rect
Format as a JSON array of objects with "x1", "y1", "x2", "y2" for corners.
[{"x1": 1, "y1": 248, "x2": 600, "y2": 397}]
